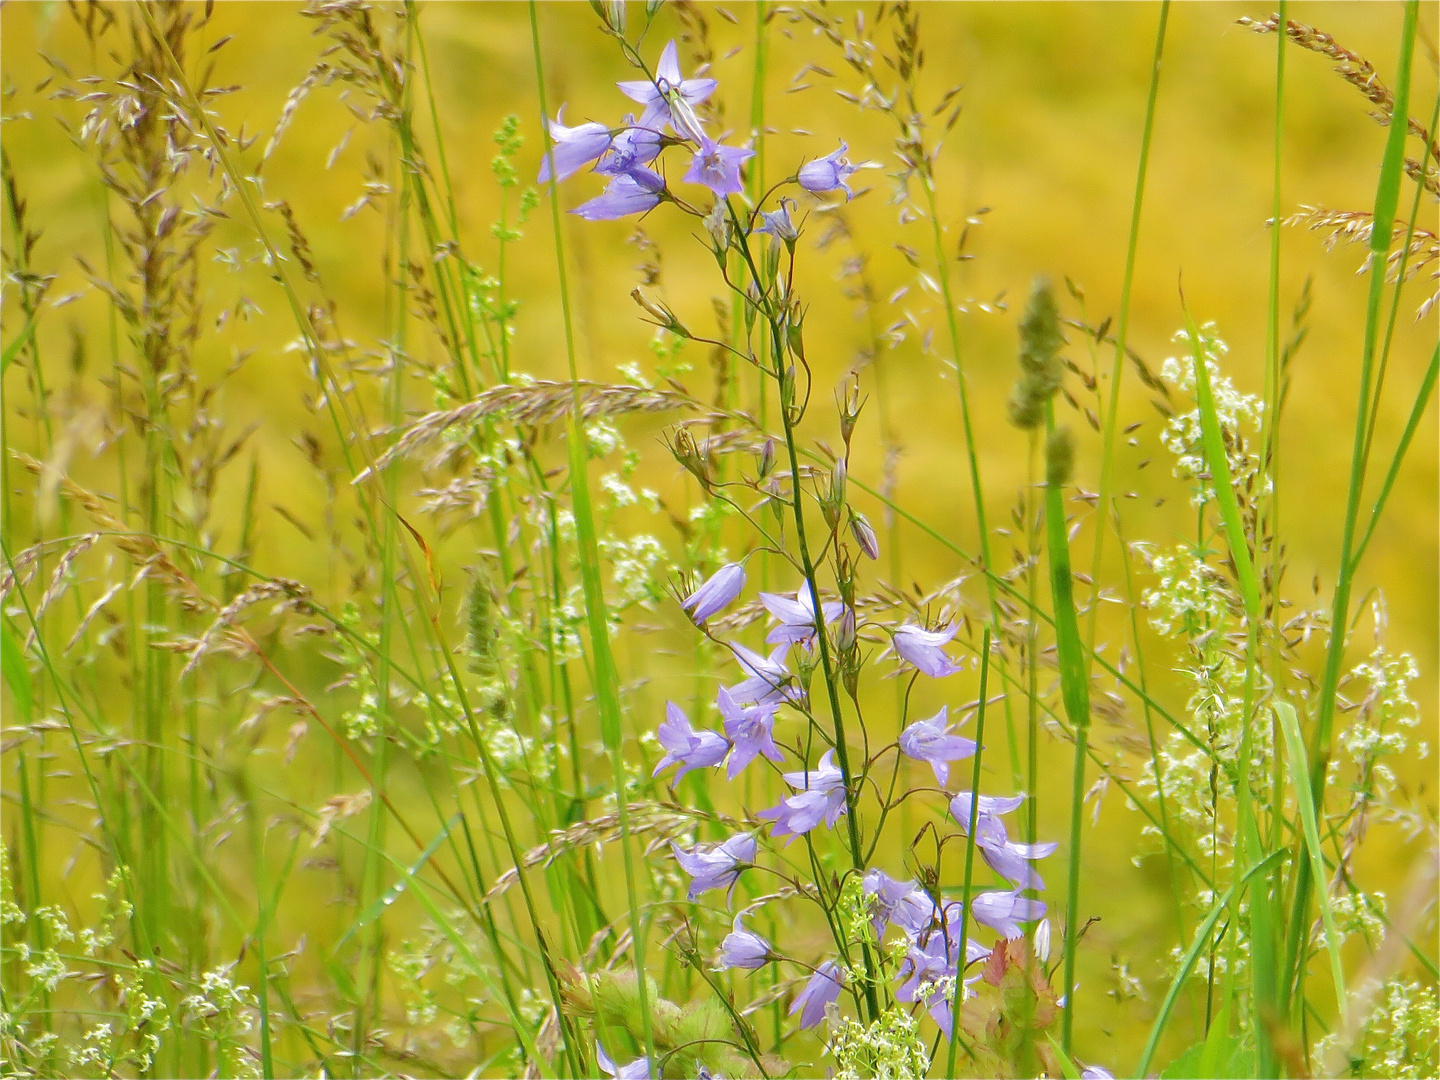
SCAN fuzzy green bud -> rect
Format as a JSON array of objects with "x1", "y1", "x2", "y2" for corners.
[{"x1": 1008, "y1": 277, "x2": 1065, "y2": 430}]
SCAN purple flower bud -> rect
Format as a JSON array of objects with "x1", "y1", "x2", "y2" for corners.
[
  {"x1": 898, "y1": 706, "x2": 977, "y2": 787},
  {"x1": 788, "y1": 961, "x2": 844, "y2": 1030},
  {"x1": 797, "y1": 140, "x2": 859, "y2": 198},
  {"x1": 718, "y1": 913, "x2": 772, "y2": 970},
  {"x1": 681, "y1": 562, "x2": 746, "y2": 623},
  {"x1": 892, "y1": 622, "x2": 963, "y2": 678},
  {"x1": 849, "y1": 512, "x2": 880, "y2": 560},
  {"x1": 653, "y1": 701, "x2": 729, "y2": 784},
  {"x1": 671, "y1": 832, "x2": 756, "y2": 902},
  {"x1": 570, "y1": 167, "x2": 665, "y2": 221},
  {"x1": 685, "y1": 136, "x2": 754, "y2": 198},
  {"x1": 597, "y1": 1042, "x2": 653, "y2": 1080},
  {"x1": 717, "y1": 687, "x2": 782, "y2": 779},
  {"x1": 538, "y1": 107, "x2": 613, "y2": 183}
]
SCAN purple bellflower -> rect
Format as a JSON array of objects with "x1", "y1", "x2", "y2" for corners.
[
  {"x1": 671, "y1": 832, "x2": 756, "y2": 902},
  {"x1": 759, "y1": 587, "x2": 844, "y2": 649},
  {"x1": 685, "y1": 137, "x2": 754, "y2": 198},
  {"x1": 950, "y1": 791, "x2": 1057, "y2": 891},
  {"x1": 653, "y1": 702, "x2": 728, "y2": 784},
  {"x1": 758, "y1": 750, "x2": 847, "y2": 843},
  {"x1": 597, "y1": 1043, "x2": 653, "y2": 1080},
  {"x1": 595, "y1": 118, "x2": 664, "y2": 176},
  {"x1": 717, "y1": 687, "x2": 782, "y2": 779},
  {"x1": 727, "y1": 641, "x2": 796, "y2": 706},
  {"x1": 617, "y1": 40, "x2": 716, "y2": 143},
  {"x1": 756, "y1": 198, "x2": 798, "y2": 243},
  {"x1": 718, "y1": 913, "x2": 772, "y2": 970},
  {"x1": 570, "y1": 167, "x2": 665, "y2": 221},
  {"x1": 797, "y1": 140, "x2": 859, "y2": 198},
  {"x1": 789, "y1": 961, "x2": 844, "y2": 1030},
  {"x1": 537, "y1": 107, "x2": 612, "y2": 183},
  {"x1": 896, "y1": 928, "x2": 987, "y2": 1039},
  {"x1": 863, "y1": 869, "x2": 938, "y2": 940},
  {"x1": 1081, "y1": 1067, "x2": 1116, "y2": 1080},
  {"x1": 898, "y1": 706, "x2": 977, "y2": 786},
  {"x1": 681, "y1": 562, "x2": 746, "y2": 623},
  {"x1": 969, "y1": 889, "x2": 1048, "y2": 939},
  {"x1": 892, "y1": 622, "x2": 963, "y2": 678}
]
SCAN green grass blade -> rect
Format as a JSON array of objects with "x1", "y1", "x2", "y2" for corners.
[{"x1": 1275, "y1": 702, "x2": 1347, "y2": 1009}]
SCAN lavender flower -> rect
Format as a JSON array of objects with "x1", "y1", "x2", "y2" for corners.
[
  {"x1": 718, "y1": 913, "x2": 772, "y2": 970},
  {"x1": 671, "y1": 832, "x2": 756, "y2": 901},
  {"x1": 717, "y1": 687, "x2": 782, "y2": 779},
  {"x1": 759, "y1": 587, "x2": 844, "y2": 649},
  {"x1": 898, "y1": 706, "x2": 977, "y2": 786},
  {"x1": 949, "y1": 791, "x2": 1057, "y2": 891},
  {"x1": 570, "y1": 167, "x2": 665, "y2": 221},
  {"x1": 653, "y1": 702, "x2": 729, "y2": 783},
  {"x1": 617, "y1": 40, "x2": 716, "y2": 143},
  {"x1": 595, "y1": 118, "x2": 663, "y2": 176},
  {"x1": 892, "y1": 623, "x2": 963, "y2": 678},
  {"x1": 969, "y1": 889, "x2": 1047, "y2": 939},
  {"x1": 797, "y1": 140, "x2": 859, "y2": 198},
  {"x1": 1081, "y1": 1067, "x2": 1116, "y2": 1080},
  {"x1": 863, "y1": 870, "x2": 937, "y2": 939},
  {"x1": 685, "y1": 137, "x2": 754, "y2": 198},
  {"x1": 755, "y1": 199, "x2": 798, "y2": 243},
  {"x1": 597, "y1": 1042, "x2": 653, "y2": 1080},
  {"x1": 788, "y1": 961, "x2": 844, "y2": 1030},
  {"x1": 727, "y1": 642, "x2": 796, "y2": 706},
  {"x1": 757, "y1": 750, "x2": 847, "y2": 843},
  {"x1": 537, "y1": 107, "x2": 612, "y2": 183},
  {"x1": 681, "y1": 562, "x2": 746, "y2": 623}
]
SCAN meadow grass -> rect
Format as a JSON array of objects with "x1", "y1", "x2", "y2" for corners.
[{"x1": 1, "y1": 2, "x2": 1436, "y2": 1078}]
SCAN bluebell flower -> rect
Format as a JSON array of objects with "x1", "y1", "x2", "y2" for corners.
[
  {"x1": 537, "y1": 107, "x2": 613, "y2": 183},
  {"x1": 684, "y1": 136, "x2": 754, "y2": 198},
  {"x1": 717, "y1": 687, "x2": 782, "y2": 779},
  {"x1": 949, "y1": 791, "x2": 1057, "y2": 891},
  {"x1": 797, "y1": 140, "x2": 859, "y2": 198},
  {"x1": 755, "y1": 198, "x2": 798, "y2": 243},
  {"x1": 898, "y1": 705, "x2": 977, "y2": 786},
  {"x1": 718, "y1": 913, "x2": 772, "y2": 970},
  {"x1": 758, "y1": 750, "x2": 847, "y2": 843},
  {"x1": 570, "y1": 167, "x2": 665, "y2": 221},
  {"x1": 653, "y1": 702, "x2": 729, "y2": 783},
  {"x1": 969, "y1": 889, "x2": 1047, "y2": 939},
  {"x1": 595, "y1": 117, "x2": 664, "y2": 176},
  {"x1": 862, "y1": 870, "x2": 937, "y2": 939},
  {"x1": 897, "y1": 909, "x2": 989, "y2": 1038},
  {"x1": 789, "y1": 961, "x2": 844, "y2": 1030},
  {"x1": 597, "y1": 1042, "x2": 653, "y2": 1080},
  {"x1": 759, "y1": 587, "x2": 844, "y2": 649},
  {"x1": 617, "y1": 40, "x2": 716, "y2": 143},
  {"x1": 726, "y1": 641, "x2": 797, "y2": 706},
  {"x1": 671, "y1": 832, "x2": 755, "y2": 901},
  {"x1": 1081, "y1": 1067, "x2": 1116, "y2": 1079},
  {"x1": 681, "y1": 561, "x2": 746, "y2": 623},
  {"x1": 892, "y1": 622, "x2": 963, "y2": 678}
]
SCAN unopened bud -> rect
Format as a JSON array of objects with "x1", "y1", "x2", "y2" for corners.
[
  {"x1": 835, "y1": 605, "x2": 857, "y2": 653},
  {"x1": 631, "y1": 287, "x2": 690, "y2": 338},
  {"x1": 830, "y1": 459, "x2": 847, "y2": 508},
  {"x1": 1034, "y1": 919, "x2": 1052, "y2": 963},
  {"x1": 849, "y1": 512, "x2": 880, "y2": 561},
  {"x1": 758, "y1": 438, "x2": 776, "y2": 478}
]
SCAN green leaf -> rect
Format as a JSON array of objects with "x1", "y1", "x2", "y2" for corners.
[
  {"x1": 1, "y1": 309, "x2": 39, "y2": 376},
  {"x1": 1277, "y1": 700, "x2": 1348, "y2": 1007},
  {"x1": 1, "y1": 619, "x2": 33, "y2": 725}
]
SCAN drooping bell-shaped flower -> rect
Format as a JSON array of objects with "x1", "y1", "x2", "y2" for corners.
[
  {"x1": 652, "y1": 701, "x2": 729, "y2": 784},
  {"x1": 617, "y1": 40, "x2": 716, "y2": 142},
  {"x1": 681, "y1": 562, "x2": 746, "y2": 623},
  {"x1": 759, "y1": 586, "x2": 844, "y2": 649},
  {"x1": 684, "y1": 136, "x2": 754, "y2": 198},
  {"x1": 789, "y1": 961, "x2": 844, "y2": 1030},
  {"x1": 718, "y1": 913, "x2": 772, "y2": 971},
  {"x1": 538, "y1": 106, "x2": 613, "y2": 183},
  {"x1": 797, "y1": 140, "x2": 860, "y2": 198},
  {"x1": 717, "y1": 686, "x2": 782, "y2": 779},
  {"x1": 671, "y1": 832, "x2": 756, "y2": 902},
  {"x1": 892, "y1": 622, "x2": 963, "y2": 678},
  {"x1": 898, "y1": 705, "x2": 977, "y2": 786},
  {"x1": 570, "y1": 167, "x2": 665, "y2": 221}
]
